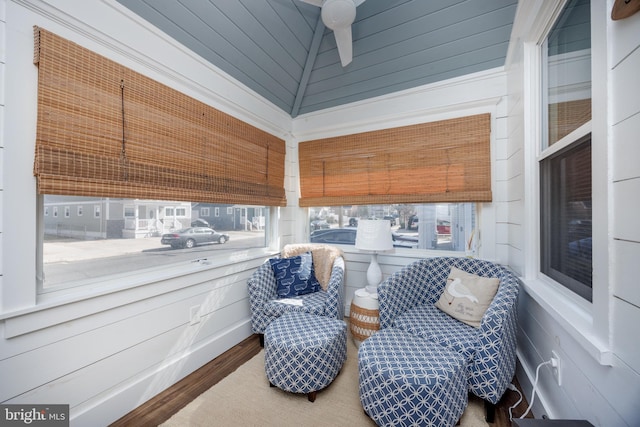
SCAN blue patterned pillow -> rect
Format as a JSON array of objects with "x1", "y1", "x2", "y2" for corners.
[{"x1": 269, "y1": 252, "x2": 321, "y2": 298}]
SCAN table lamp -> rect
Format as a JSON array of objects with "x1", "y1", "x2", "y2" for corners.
[{"x1": 355, "y1": 219, "x2": 394, "y2": 294}]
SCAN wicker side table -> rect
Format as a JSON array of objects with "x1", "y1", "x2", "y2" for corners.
[{"x1": 349, "y1": 288, "x2": 380, "y2": 347}]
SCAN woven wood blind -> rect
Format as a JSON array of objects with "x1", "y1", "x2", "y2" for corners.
[
  {"x1": 32, "y1": 27, "x2": 286, "y2": 206},
  {"x1": 298, "y1": 113, "x2": 491, "y2": 207}
]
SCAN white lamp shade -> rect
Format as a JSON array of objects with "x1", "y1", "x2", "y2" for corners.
[
  {"x1": 355, "y1": 219, "x2": 394, "y2": 252},
  {"x1": 355, "y1": 219, "x2": 393, "y2": 293}
]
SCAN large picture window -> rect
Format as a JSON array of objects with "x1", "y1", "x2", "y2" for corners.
[
  {"x1": 33, "y1": 28, "x2": 284, "y2": 292},
  {"x1": 539, "y1": 0, "x2": 592, "y2": 301}
]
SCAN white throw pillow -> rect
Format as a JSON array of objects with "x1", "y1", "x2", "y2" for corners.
[{"x1": 435, "y1": 266, "x2": 499, "y2": 328}]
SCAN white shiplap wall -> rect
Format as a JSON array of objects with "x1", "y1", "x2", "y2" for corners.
[
  {"x1": 609, "y1": 0, "x2": 640, "y2": 381},
  {"x1": 506, "y1": 1, "x2": 640, "y2": 425}
]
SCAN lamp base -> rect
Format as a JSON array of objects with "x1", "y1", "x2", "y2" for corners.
[{"x1": 365, "y1": 253, "x2": 382, "y2": 294}]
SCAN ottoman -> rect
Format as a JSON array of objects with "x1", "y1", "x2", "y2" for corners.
[
  {"x1": 264, "y1": 311, "x2": 347, "y2": 402},
  {"x1": 358, "y1": 328, "x2": 468, "y2": 427}
]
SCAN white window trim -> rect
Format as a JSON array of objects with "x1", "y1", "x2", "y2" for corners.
[{"x1": 521, "y1": 0, "x2": 611, "y2": 365}]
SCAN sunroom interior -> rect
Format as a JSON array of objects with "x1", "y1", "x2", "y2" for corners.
[{"x1": 1, "y1": 1, "x2": 639, "y2": 426}]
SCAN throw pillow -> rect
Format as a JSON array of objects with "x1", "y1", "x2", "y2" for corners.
[
  {"x1": 435, "y1": 266, "x2": 500, "y2": 328},
  {"x1": 269, "y1": 252, "x2": 321, "y2": 298},
  {"x1": 281, "y1": 243, "x2": 343, "y2": 291}
]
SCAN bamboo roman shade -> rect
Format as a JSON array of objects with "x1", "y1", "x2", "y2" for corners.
[
  {"x1": 298, "y1": 113, "x2": 492, "y2": 207},
  {"x1": 32, "y1": 27, "x2": 286, "y2": 206}
]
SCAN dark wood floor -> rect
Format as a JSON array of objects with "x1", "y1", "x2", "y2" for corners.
[{"x1": 111, "y1": 333, "x2": 531, "y2": 426}]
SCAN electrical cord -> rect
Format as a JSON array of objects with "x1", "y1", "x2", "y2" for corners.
[
  {"x1": 519, "y1": 359, "x2": 553, "y2": 419},
  {"x1": 506, "y1": 383, "x2": 523, "y2": 421}
]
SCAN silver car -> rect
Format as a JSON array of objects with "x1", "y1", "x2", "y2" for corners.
[{"x1": 161, "y1": 227, "x2": 229, "y2": 249}]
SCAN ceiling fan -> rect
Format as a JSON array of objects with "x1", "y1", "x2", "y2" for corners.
[{"x1": 300, "y1": 0, "x2": 365, "y2": 67}]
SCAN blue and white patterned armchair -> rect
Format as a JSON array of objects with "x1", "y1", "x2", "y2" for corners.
[
  {"x1": 377, "y1": 256, "x2": 519, "y2": 422},
  {"x1": 248, "y1": 244, "x2": 345, "y2": 346}
]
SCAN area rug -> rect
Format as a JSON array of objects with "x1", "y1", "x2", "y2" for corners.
[{"x1": 162, "y1": 330, "x2": 489, "y2": 427}]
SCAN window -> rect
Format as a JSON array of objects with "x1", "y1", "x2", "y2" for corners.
[
  {"x1": 32, "y1": 28, "x2": 283, "y2": 293},
  {"x1": 201, "y1": 207, "x2": 210, "y2": 217},
  {"x1": 41, "y1": 196, "x2": 269, "y2": 290},
  {"x1": 227, "y1": 207, "x2": 233, "y2": 215},
  {"x1": 214, "y1": 207, "x2": 220, "y2": 217},
  {"x1": 539, "y1": 0, "x2": 592, "y2": 301},
  {"x1": 77, "y1": 206, "x2": 83, "y2": 216},
  {"x1": 64, "y1": 206, "x2": 70, "y2": 218},
  {"x1": 309, "y1": 203, "x2": 476, "y2": 252}
]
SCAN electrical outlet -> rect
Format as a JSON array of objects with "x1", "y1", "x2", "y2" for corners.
[
  {"x1": 189, "y1": 305, "x2": 201, "y2": 326},
  {"x1": 551, "y1": 350, "x2": 562, "y2": 386}
]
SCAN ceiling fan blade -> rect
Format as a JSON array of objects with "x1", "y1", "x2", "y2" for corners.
[
  {"x1": 299, "y1": 0, "x2": 323, "y2": 6},
  {"x1": 333, "y1": 26, "x2": 353, "y2": 67}
]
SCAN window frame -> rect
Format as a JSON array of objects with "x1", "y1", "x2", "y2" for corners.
[{"x1": 520, "y1": 0, "x2": 611, "y2": 364}]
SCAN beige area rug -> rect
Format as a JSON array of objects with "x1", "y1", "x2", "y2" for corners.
[{"x1": 162, "y1": 331, "x2": 489, "y2": 427}]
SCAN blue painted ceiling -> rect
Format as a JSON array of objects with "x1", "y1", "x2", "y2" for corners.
[{"x1": 116, "y1": 0, "x2": 519, "y2": 118}]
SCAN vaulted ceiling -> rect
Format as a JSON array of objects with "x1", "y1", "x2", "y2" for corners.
[{"x1": 116, "y1": 0, "x2": 519, "y2": 118}]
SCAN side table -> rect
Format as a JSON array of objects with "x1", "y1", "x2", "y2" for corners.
[{"x1": 350, "y1": 288, "x2": 380, "y2": 347}]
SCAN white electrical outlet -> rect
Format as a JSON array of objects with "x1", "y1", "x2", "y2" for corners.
[
  {"x1": 189, "y1": 305, "x2": 201, "y2": 326},
  {"x1": 551, "y1": 350, "x2": 562, "y2": 386}
]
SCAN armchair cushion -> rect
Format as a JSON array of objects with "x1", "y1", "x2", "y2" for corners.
[
  {"x1": 269, "y1": 251, "x2": 321, "y2": 298},
  {"x1": 394, "y1": 303, "x2": 479, "y2": 362},
  {"x1": 263, "y1": 291, "x2": 327, "y2": 317},
  {"x1": 435, "y1": 267, "x2": 499, "y2": 328}
]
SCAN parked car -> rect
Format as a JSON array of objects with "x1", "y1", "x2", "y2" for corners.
[
  {"x1": 310, "y1": 228, "x2": 417, "y2": 248},
  {"x1": 407, "y1": 215, "x2": 419, "y2": 230},
  {"x1": 437, "y1": 219, "x2": 451, "y2": 235},
  {"x1": 161, "y1": 227, "x2": 229, "y2": 249},
  {"x1": 310, "y1": 228, "x2": 357, "y2": 245},
  {"x1": 310, "y1": 219, "x2": 330, "y2": 231},
  {"x1": 383, "y1": 215, "x2": 396, "y2": 226}
]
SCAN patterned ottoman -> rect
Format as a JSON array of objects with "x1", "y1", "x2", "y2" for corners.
[
  {"x1": 358, "y1": 328, "x2": 468, "y2": 427},
  {"x1": 264, "y1": 311, "x2": 347, "y2": 402}
]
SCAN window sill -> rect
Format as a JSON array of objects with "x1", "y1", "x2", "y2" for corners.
[
  {"x1": 0, "y1": 247, "x2": 277, "y2": 338},
  {"x1": 520, "y1": 276, "x2": 613, "y2": 366}
]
